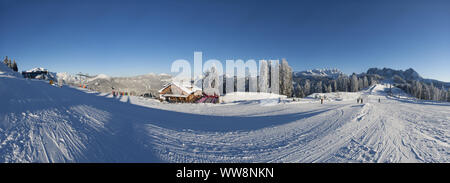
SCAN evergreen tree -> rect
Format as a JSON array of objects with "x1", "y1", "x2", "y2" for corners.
[
  {"x1": 447, "y1": 89, "x2": 450, "y2": 102},
  {"x1": 7, "y1": 58, "x2": 12, "y2": 68},
  {"x1": 304, "y1": 79, "x2": 311, "y2": 96},
  {"x1": 315, "y1": 81, "x2": 322, "y2": 93},
  {"x1": 440, "y1": 86, "x2": 447, "y2": 101},
  {"x1": 332, "y1": 80, "x2": 337, "y2": 92},
  {"x1": 363, "y1": 76, "x2": 369, "y2": 88},
  {"x1": 350, "y1": 73, "x2": 358, "y2": 92},
  {"x1": 258, "y1": 60, "x2": 269, "y2": 93},
  {"x1": 358, "y1": 78, "x2": 363, "y2": 90},
  {"x1": 279, "y1": 59, "x2": 293, "y2": 97},
  {"x1": 295, "y1": 83, "x2": 304, "y2": 98},
  {"x1": 3, "y1": 56, "x2": 8, "y2": 65},
  {"x1": 12, "y1": 60, "x2": 18, "y2": 72}
]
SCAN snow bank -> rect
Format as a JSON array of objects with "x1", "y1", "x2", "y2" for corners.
[
  {"x1": 306, "y1": 92, "x2": 361, "y2": 101},
  {"x1": 221, "y1": 92, "x2": 287, "y2": 103},
  {"x1": 0, "y1": 62, "x2": 21, "y2": 78}
]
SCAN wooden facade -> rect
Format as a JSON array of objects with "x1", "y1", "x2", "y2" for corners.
[{"x1": 159, "y1": 83, "x2": 202, "y2": 103}]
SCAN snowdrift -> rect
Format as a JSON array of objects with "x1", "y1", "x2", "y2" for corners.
[{"x1": 221, "y1": 92, "x2": 287, "y2": 103}]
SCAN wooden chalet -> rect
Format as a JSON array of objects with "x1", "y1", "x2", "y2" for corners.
[{"x1": 158, "y1": 82, "x2": 202, "y2": 103}]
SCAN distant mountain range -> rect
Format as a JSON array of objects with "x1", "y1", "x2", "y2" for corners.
[
  {"x1": 293, "y1": 68, "x2": 344, "y2": 79},
  {"x1": 56, "y1": 72, "x2": 172, "y2": 97},
  {"x1": 366, "y1": 67, "x2": 450, "y2": 88}
]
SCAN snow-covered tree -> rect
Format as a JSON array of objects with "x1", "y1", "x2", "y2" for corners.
[
  {"x1": 440, "y1": 86, "x2": 447, "y2": 101},
  {"x1": 413, "y1": 80, "x2": 422, "y2": 99},
  {"x1": 327, "y1": 84, "x2": 332, "y2": 93},
  {"x1": 350, "y1": 73, "x2": 358, "y2": 92},
  {"x1": 12, "y1": 60, "x2": 18, "y2": 72},
  {"x1": 447, "y1": 89, "x2": 450, "y2": 102},
  {"x1": 203, "y1": 65, "x2": 220, "y2": 96},
  {"x1": 3, "y1": 56, "x2": 8, "y2": 65},
  {"x1": 315, "y1": 81, "x2": 322, "y2": 93},
  {"x1": 279, "y1": 59, "x2": 293, "y2": 97},
  {"x1": 303, "y1": 79, "x2": 311, "y2": 96},
  {"x1": 332, "y1": 80, "x2": 337, "y2": 92},
  {"x1": 258, "y1": 60, "x2": 269, "y2": 93},
  {"x1": 363, "y1": 76, "x2": 369, "y2": 88},
  {"x1": 294, "y1": 83, "x2": 304, "y2": 98},
  {"x1": 360, "y1": 79, "x2": 364, "y2": 90}
]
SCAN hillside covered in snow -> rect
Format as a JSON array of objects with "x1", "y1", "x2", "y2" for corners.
[
  {"x1": 56, "y1": 72, "x2": 171, "y2": 97},
  {"x1": 0, "y1": 63, "x2": 449, "y2": 162}
]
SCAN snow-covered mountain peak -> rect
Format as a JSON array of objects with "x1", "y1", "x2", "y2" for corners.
[
  {"x1": 25, "y1": 67, "x2": 48, "y2": 72},
  {"x1": 294, "y1": 68, "x2": 344, "y2": 78}
]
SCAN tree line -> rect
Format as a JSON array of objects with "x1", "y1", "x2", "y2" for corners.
[
  {"x1": 202, "y1": 59, "x2": 294, "y2": 96},
  {"x1": 3, "y1": 56, "x2": 18, "y2": 72},
  {"x1": 293, "y1": 71, "x2": 450, "y2": 102},
  {"x1": 396, "y1": 80, "x2": 449, "y2": 102},
  {"x1": 293, "y1": 73, "x2": 382, "y2": 98}
]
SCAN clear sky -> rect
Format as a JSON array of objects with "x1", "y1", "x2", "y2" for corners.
[{"x1": 1, "y1": 0, "x2": 449, "y2": 81}]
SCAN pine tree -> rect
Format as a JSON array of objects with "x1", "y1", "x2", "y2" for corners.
[
  {"x1": 295, "y1": 83, "x2": 304, "y2": 98},
  {"x1": 3, "y1": 56, "x2": 8, "y2": 65},
  {"x1": 363, "y1": 76, "x2": 369, "y2": 88},
  {"x1": 440, "y1": 86, "x2": 447, "y2": 101},
  {"x1": 304, "y1": 79, "x2": 311, "y2": 96},
  {"x1": 332, "y1": 80, "x2": 337, "y2": 92},
  {"x1": 12, "y1": 60, "x2": 18, "y2": 72},
  {"x1": 279, "y1": 59, "x2": 293, "y2": 97},
  {"x1": 7, "y1": 58, "x2": 12, "y2": 69},
  {"x1": 447, "y1": 89, "x2": 450, "y2": 102},
  {"x1": 315, "y1": 81, "x2": 322, "y2": 93},
  {"x1": 413, "y1": 80, "x2": 422, "y2": 99}
]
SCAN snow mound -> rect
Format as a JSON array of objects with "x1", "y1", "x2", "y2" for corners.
[
  {"x1": 0, "y1": 62, "x2": 21, "y2": 78},
  {"x1": 221, "y1": 92, "x2": 287, "y2": 103},
  {"x1": 306, "y1": 92, "x2": 361, "y2": 101}
]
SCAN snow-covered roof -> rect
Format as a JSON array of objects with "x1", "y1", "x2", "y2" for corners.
[
  {"x1": 161, "y1": 94, "x2": 189, "y2": 97},
  {"x1": 25, "y1": 67, "x2": 48, "y2": 73},
  {"x1": 158, "y1": 81, "x2": 202, "y2": 94}
]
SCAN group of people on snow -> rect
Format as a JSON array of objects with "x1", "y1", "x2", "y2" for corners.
[{"x1": 357, "y1": 97, "x2": 364, "y2": 104}]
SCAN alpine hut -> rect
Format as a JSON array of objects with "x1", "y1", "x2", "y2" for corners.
[{"x1": 158, "y1": 82, "x2": 202, "y2": 103}]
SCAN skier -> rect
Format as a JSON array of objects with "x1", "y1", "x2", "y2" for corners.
[
  {"x1": 320, "y1": 97, "x2": 323, "y2": 104},
  {"x1": 378, "y1": 98, "x2": 381, "y2": 103}
]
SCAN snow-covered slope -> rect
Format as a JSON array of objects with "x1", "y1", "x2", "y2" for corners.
[
  {"x1": 56, "y1": 72, "x2": 171, "y2": 96},
  {"x1": 0, "y1": 62, "x2": 21, "y2": 78},
  {"x1": 1, "y1": 64, "x2": 449, "y2": 162},
  {"x1": 221, "y1": 92, "x2": 287, "y2": 103}
]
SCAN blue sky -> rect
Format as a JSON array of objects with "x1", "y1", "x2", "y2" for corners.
[{"x1": 1, "y1": 0, "x2": 449, "y2": 81}]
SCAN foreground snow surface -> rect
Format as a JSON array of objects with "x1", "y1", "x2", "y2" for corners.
[{"x1": 1, "y1": 71, "x2": 449, "y2": 162}]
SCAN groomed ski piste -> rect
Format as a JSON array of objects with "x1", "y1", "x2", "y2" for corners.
[{"x1": 1, "y1": 64, "x2": 449, "y2": 163}]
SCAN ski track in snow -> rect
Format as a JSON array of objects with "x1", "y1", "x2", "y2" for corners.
[{"x1": 1, "y1": 68, "x2": 449, "y2": 162}]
